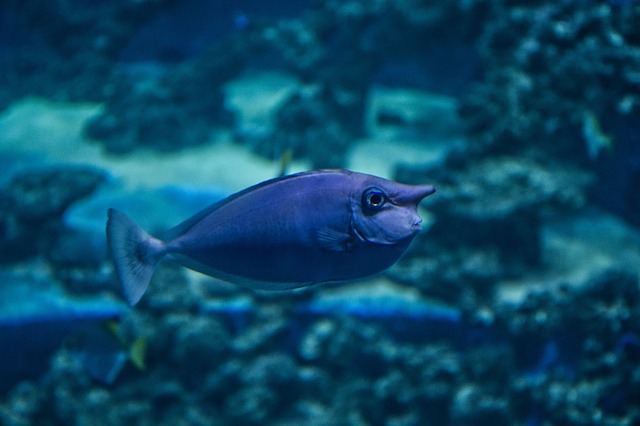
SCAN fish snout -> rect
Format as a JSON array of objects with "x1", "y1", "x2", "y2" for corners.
[{"x1": 399, "y1": 184, "x2": 436, "y2": 205}]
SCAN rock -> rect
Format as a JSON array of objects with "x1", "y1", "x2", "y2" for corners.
[
  {"x1": 395, "y1": 155, "x2": 594, "y2": 276},
  {"x1": 268, "y1": 86, "x2": 355, "y2": 169},
  {"x1": 3, "y1": 166, "x2": 105, "y2": 222},
  {"x1": 496, "y1": 268, "x2": 640, "y2": 339},
  {"x1": 0, "y1": 166, "x2": 106, "y2": 263},
  {"x1": 0, "y1": 0, "x2": 175, "y2": 108},
  {"x1": 460, "y1": 2, "x2": 640, "y2": 156},
  {"x1": 224, "y1": 385, "x2": 278, "y2": 424},
  {"x1": 172, "y1": 317, "x2": 231, "y2": 383},
  {"x1": 450, "y1": 384, "x2": 510, "y2": 426},
  {"x1": 83, "y1": 59, "x2": 235, "y2": 154}
]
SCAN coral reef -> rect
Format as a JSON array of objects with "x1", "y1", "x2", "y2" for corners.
[
  {"x1": 83, "y1": 31, "x2": 254, "y2": 154},
  {"x1": 66, "y1": 0, "x2": 481, "y2": 166},
  {"x1": 3, "y1": 0, "x2": 639, "y2": 171},
  {"x1": 391, "y1": 154, "x2": 594, "y2": 307},
  {"x1": 0, "y1": 166, "x2": 106, "y2": 264},
  {"x1": 458, "y1": 1, "x2": 640, "y2": 223},
  {"x1": 1, "y1": 0, "x2": 640, "y2": 424},
  {"x1": 1, "y1": 262, "x2": 639, "y2": 425},
  {"x1": 494, "y1": 269, "x2": 640, "y2": 424},
  {"x1": 0, "y1": 166, "x2": 636, "y2": 425},
  {"x1": 461, "y1": 1, "x2": 640, "y2": 155},
  {"x1": 0, "y1": 0, "x2": 175, "y2": 109}
]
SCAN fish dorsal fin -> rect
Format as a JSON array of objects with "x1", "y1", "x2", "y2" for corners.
[{"x1": 163, "y1": 169, "x2": 351, "y2": 241}]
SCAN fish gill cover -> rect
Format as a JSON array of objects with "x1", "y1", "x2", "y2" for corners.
[{"x1": 0, "y1": 0, "x2": 640, "y2": 425}]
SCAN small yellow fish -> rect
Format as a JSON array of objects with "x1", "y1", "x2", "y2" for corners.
[
  {"x1": 582, "y1": 111, "x2": 613, "y2": 159},
  {"x1": 106, "y1": 320, "x2": 146, "y2": 370},
  {"x1": 277, "y1": 147, "x2": 294, "y2": 177}
]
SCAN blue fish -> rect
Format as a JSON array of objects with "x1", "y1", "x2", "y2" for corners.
[{"x1": 107, "y1": 169, "x2": 436, "y2": 305}]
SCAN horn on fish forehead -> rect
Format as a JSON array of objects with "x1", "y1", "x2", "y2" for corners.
[{"x1": 396, "y1": 184, "x2": 436, "y2": 204}]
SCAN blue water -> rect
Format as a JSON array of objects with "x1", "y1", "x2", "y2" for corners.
[{"x1": 1, "y1": 1, "x2": 639, "y2": 425}]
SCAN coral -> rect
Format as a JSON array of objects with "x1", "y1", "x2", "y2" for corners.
[
  {"x1": 460, "y1": 1, "x2": 640, "y2": 156},
  {"x1": 0, "y1": 166, "x2": 114, "y2": 296},
  {"x1": 0, "y1": 166, "x2": 106, "y2": 263},
  {"x1": 0, "y1": 0, "x2": 175, "y2": 109},
  {"x1": 391, "y1": 155, "x2": 594, "y2": 306},
  {"x1": 489, "y1": 269, "x2": 640, "y2": 423},
  {"x1": 4, "y1": 0, "x2": 638, "y2": 170},
  {"x1": 2, "y1": 2, "x2": 640, "y2": 425},
  {"x1": 450, "y1": 384, "x2": 510, "y2": 426},
  {"x1": 83, "y1": 32, "x2": 252, "y2": 154},
  {"x1": 2, "y1": 267, "x2": 640, "y2": 425},
  {"x1": 495, "y1": 269, "x2": 640, "y2": 340},
  {"x1": 79, "y1": 0, "x2": 482, "y2": 165},
  {"x1": 265, "y1": 86, "x2": 354, "y2": 169}
]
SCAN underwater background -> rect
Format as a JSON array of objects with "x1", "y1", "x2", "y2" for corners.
[{"x1": 1, "y1": 0, "x2": 640, "y2": 424}]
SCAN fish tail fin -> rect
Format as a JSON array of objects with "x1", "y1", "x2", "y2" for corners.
[{"x1": 106, "y1": 208, "x2": 165, "y2": 305}]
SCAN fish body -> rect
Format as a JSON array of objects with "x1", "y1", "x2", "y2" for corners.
[{"x1": 107, "y1": 169, "x2": 435, "y2": 305}]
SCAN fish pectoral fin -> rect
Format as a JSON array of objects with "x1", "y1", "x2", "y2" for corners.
[{"x1": 313, "y1": 227, "x2": 356, "y2": 252}]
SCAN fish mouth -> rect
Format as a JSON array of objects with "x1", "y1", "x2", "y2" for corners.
[{"x1": 410, "y1": 216, "x2": 423, "y2": 232}]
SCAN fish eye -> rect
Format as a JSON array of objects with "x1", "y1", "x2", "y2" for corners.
[{"x1": 363, "y1": 187, "x2": 386, "y2": 213}]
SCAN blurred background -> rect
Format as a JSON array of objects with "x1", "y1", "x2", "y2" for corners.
[{"x1": 0, "y1": 0, "x2": 639, "y2": 424}]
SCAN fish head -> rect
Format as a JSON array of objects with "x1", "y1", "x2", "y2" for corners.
[{"x1": 350, "y1": 173, "x2": 436, "y2": 245}]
